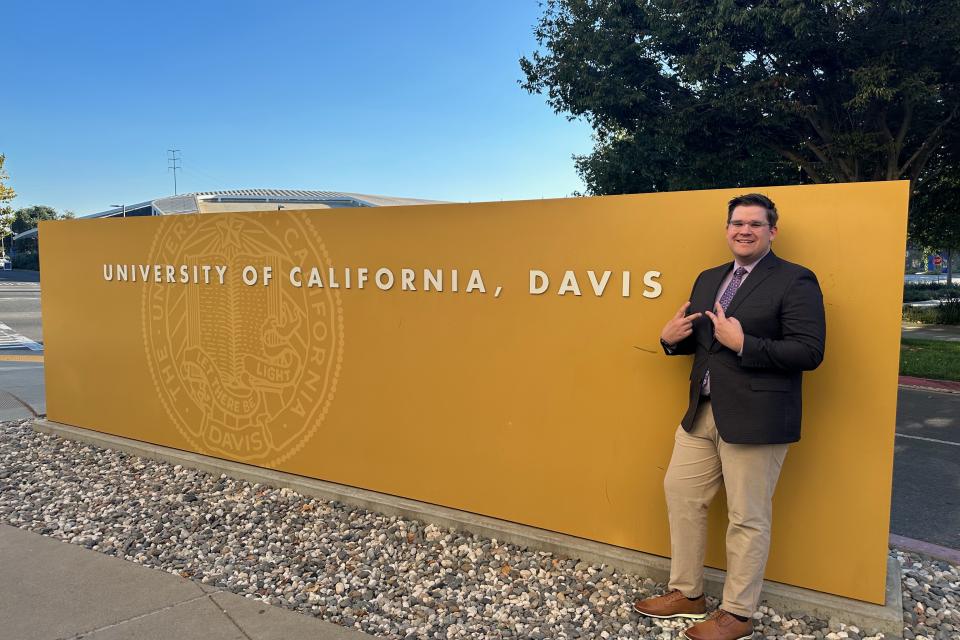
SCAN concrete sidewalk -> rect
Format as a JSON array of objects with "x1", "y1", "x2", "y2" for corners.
[
  {"x1": 0, "y1": 524, "x2": 373, "y2": 640},
  {"x1": 902, "y1": 322, "x2": 960, "y2": 341}
]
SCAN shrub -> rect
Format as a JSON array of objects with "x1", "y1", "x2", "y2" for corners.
[
  {"x1": 903, "y1": 300, "x2": 960, "y2": 325},
  {"x1": 11, "y1": 251, "x2": 39, "y2": 271},
  {"x1": 902, "y1": 282, "x2": 960, "y2": 302}
]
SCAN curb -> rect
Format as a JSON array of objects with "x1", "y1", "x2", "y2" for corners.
[
  {"x1": 898, "y1": 375, "x2": 960, "y2": 393},
  {"x1": 889, "y1": 534, "x2": 960, "y2": 566},
  {"x1": 32, "y1": 420, "x2": 906, "y2": 637},
  {"x1": 0, "y1": 354, "x2": 44, "y2": 363}
]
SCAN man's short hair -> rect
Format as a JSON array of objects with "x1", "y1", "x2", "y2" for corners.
[{"x1": 727, "y1": 193, "x2": 778, "y2": 227}]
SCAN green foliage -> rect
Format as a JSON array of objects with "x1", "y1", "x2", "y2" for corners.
[
  {"x1": 910, "y1": 135, "x2": 960, "y2": 269},
  {"x1": 0, "y1": 154, "x2": 15, "y2": 256},
  {"x1": 902, "y1": 283, "x2": 960, "y2": 302},
  {"x1": 11, "y1": 251, "x2": 39, "y2": 271},
  {"x1": 0, "y1": 154, "x2": 14, "y2": 205},
  {"x1": 11, "y1": 205, "x2": 59, "y2": 235},
  {"x1": 903, "y1": 300, "x2": 960, "y2": 325},
  {"x1": 0, "y1": 209, "x2": 12, "y2": 249},
  {"x1": 900, "y1": 338, "x2": 960, "y2": 381},
  {"x1": 522, "y1": 1, "x2": 960, "y2": 194}
]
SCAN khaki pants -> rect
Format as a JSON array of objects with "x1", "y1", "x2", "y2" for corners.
[{"x1": 663, "y1": 399, "x2": 788, "y2": 617}]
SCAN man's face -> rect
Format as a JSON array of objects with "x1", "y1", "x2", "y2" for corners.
[{"x1": 726, "y1": 204, "x2": 777, "y2": 263}]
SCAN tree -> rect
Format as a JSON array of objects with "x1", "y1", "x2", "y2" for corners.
[
  {"x1": 0, "y1": 154, "x2": 15, "y2": 257},
  {"x1": 9, "y1": 205, "x2": 71, "y2": 267},
  {"x1": 911, "y1": 151, "x2": 960, "y2": 285},
  {"x1": 521, "y1": 1, "x2": 960, "y2": 195},
  {"x1": 0, "y1": 154, "x2": 13, "y2": 205},
  {"x1": 11, "y1": 205, "x2": 60, "y2": 235}
]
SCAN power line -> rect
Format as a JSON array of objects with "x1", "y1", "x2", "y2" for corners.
[{"x1": 167, "y1": 149, "x2": 182, "y2": 195}]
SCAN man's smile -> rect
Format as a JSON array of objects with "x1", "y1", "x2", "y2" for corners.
[{"x1": 726, "y1": 204, "x2": 776, "y2": 261}]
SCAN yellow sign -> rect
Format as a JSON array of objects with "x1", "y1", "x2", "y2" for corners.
[{"x1": 40, "y1": 181, "x2": 909, "y2": 604}]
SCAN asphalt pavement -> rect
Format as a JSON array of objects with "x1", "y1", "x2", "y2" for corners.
[
  {"x1": 0, "y1": 271, "x2": 45, "y2": 420},
  {"x1": 0, "y1": 270, "x2": 42, "y2": 345},
  {"x1": 0, "y1": 360, "x2": 44, "y2": 420},
  {"x1": 891, "y1": 387, "x2": 960, "y2": 550}
]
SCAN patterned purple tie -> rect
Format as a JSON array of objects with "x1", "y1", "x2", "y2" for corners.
[{"x1": 702, "y1": 266, "x2": 747, "y2": 393}]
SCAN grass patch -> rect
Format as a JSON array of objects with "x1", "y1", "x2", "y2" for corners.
[{"x1": 900, "y1": 338, "x2": 960, "y2": 381}]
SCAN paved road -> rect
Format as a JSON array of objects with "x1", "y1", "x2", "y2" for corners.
[
  {"x1": 0, "y1": 271, "x2": 44, "y2": 419},
  {"x1": 0, "y1": 284, "x2": 43, "y2": 345},
  {"x1": 892, "y1": 388, "x2": 960, "y2": 549},
  {"x1": 0, "y1": 269, "x2": 43, "y2": 346},
  {"x1": 0, "y1": 360, "x2": 44, "y2": 420}
]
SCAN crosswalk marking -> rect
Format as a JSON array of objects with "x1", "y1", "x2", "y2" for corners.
[
  {"x1": 0, "y1": 322, "x2": 43, "y2": 351},
  {"x1": 896, "y1": 433, "x2": 960, "y2": 447}
]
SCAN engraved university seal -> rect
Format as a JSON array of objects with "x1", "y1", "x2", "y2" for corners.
[{"x1": 142, "y1": 213, "x2": 343, "y2": 466}]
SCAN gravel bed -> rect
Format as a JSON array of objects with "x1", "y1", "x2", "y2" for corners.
[{"x1": 1, "y1": 419, "x2": 957, "y2": 639}]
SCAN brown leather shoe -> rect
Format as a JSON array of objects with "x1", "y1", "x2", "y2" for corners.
[
  {"x1": 633, "y1": 589, "x2": 707, "y2": 619},
  {"x1": 681, "y1": 609, "x2": 754, "y2": 640}
]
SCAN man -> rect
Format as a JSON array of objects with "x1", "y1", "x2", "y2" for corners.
[{"x1": 633, "y1": 193, "x2": 826, "y2": 640}]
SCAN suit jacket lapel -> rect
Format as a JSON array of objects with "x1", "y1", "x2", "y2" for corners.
[
  {"x1": 725, "y1": 251, "x2": 779, "y2": 316},
  {"x1": 703, "y1": 263, "x2": 732, "y2": 306},
  {"x1": 698, "y1": 264, "x2": 730, "y2": 349}
]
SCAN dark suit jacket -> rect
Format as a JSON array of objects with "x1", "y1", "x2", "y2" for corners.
[{"x1": 665, "y1": 251, "x2": 826, "y2": 444}]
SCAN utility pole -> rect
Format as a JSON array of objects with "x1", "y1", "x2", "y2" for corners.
[{"x1": 167, "y1": 149, "x2": 182, "y2": 195}]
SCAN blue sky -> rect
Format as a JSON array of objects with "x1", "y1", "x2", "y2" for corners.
[{"x1": 4, "y1": 1, "x2": 594, "y2": 215}]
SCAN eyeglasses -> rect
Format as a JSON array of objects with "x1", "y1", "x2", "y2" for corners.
[{"x1": 728, "y1": 220, "x2": 770, "y2": 229}]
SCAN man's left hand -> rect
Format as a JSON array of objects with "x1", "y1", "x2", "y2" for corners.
[{"x1": 704, "y1": 303, "x2": 744, "y2": 354}]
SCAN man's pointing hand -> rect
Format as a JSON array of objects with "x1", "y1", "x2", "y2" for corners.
[
  {"x1": 704, "y1": 302, "x2": 744, "y2": 353},
  {"x1": 660, "y1": 301, "x2": 702, "y2": 346}
]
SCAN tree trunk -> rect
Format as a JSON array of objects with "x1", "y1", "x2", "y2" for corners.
[{"x1": 948, "y1": 248, "x2": 954, "y2": 286}]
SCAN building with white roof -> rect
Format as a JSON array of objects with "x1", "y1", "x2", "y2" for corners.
[{"x1": 11, "y1": 189, "x2": 446, "y2": 255}]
